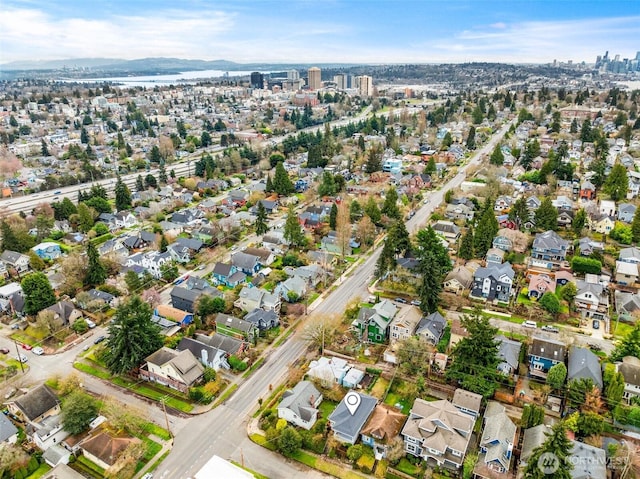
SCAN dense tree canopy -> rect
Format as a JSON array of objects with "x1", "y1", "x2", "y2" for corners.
[
  {"x1": 61, "y1": 391, "x2": 99, "y2": 434},
  {"x1": 104, "y1": 296, "x2": 164, "y2": 374},
  {"x1": 21, "y1": 272, "x2": 56, "y2": 316}
]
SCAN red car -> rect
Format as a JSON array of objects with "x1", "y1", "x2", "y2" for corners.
[{"x1": 21, "y1": 343, "x2": 33, "y2": 351}]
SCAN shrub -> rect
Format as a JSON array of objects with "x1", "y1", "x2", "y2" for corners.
[
  {"x1": 229, "y1": 355, "x2": 248, "y2": 371},
  {"x1": 571, "y1": 256, "x2": 602, "y2": 275}
]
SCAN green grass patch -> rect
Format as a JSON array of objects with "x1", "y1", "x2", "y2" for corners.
[
  {"x1": 383, "y1": 392, "x2": 410, "y2": 414},
  {"x1": 274, "y1": 327, "x2": 294, "y2": 347},
  {"x1": 318, "y1": 400, "x2": 338, "y2": 419},
  {"x1": 141, "y1": 422, "x2": 172, "y2": 441},
  {"x1": 250, "y1": 433, "x2": 277, "y2": 451},
  {"x1": 73, "y1": 361, "x2": 112, "y2": 379},
  {"x1": 135, "y1": 436, "x2": 163, "y2": 472},
  {"x1": 231, "y1": 461, "x2": 270, "y2": 479},
  {"x1": 370, "y1": 376, "x2": 390, "y2": 398},
  {"x1": 76, "y1": 455, "x2": 106, "y2": 478},
  {"x1": 10, "y1": 332, "x2": 37, "y2": 345},
  {"x1": 307, "y1": 292, "x2": 320, "y2": 304},
  {"x1": 26, "y1": 463, "x2": 51, "y2": 479},
  {"x1": 395, "y1": 457, "x2": 422, "y2": 476},
  {"x1": 111, "y1": 378, "x2": 193, "y2": 413},
  {"x1": 612, "y1": 321, "x2": 633, "y2": 339},
  {"x1": 287, "y1": 449, "x2": 367, "y2": 479},
  {"x1": 146, "y1": 450, "x2": 171, "y2": 474},
  {"x1": 243, "y1": 357, "x2": 265, "y2": 379},
  {"x1": 214, "y1": 383, "x2": 238, "y2": 408}
]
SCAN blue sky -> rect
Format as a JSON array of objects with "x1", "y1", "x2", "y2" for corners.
[{"x1": 1, "y1": 0, "x2": 639, "y2": 64}]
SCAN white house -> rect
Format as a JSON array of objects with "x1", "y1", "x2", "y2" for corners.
[{"x1": 277, "y1": 381, "x2": 323, "y2": 430}]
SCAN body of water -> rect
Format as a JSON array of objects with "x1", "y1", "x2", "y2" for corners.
[{"x1": 58, "y1": 69, "x2": 266, "y2": 87}]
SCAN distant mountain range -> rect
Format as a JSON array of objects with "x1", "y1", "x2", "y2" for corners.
[{"x1": 0, "y1": 57, "x2": 360, "y2": 73}]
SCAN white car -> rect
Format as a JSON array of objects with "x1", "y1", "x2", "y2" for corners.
[
  {"x1": 522, "y1": 320, "x2": 538, "y2": 329},
  {"x1": 32, "y1": 347, "x2": 44, "y2": 355},
  {"x1": 15, "y1": 354, "x2": 28, "y2": 363}
]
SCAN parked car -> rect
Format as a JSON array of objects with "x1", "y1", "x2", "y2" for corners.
[
  {"x1": 85, "y1": 319, "x2": 96, "y2": 329},
  {"x1": 21, "y1": 343, "x2": 33, "y2": 350},
  {"x1": 94, "y1": 335, "x2": 107, "y2": 344},
  {"x1": 592, "y1": 319, "x2": 600, "y2": 330},
  {"x1": 394, "y1": 297, "x2": 408, "y2": 304},
  {"x1": 32, "y1": 347, "x2": 44, "y2": 355},
  {"x1": 15, "y1": 354, "x2": 28, "y2": 363},
  {"x1": 54, "y1": 190, "x2": 62, "y2": 195},
  {"x1": 142, "y1": 474, "x2": 153, "y2": 479},
  {"x1": 541, "y1": 325, "x2": 559, "y2": 333},
  {"x1": 410, "y1": 299, "x2": 421, "y2": 306},
  {"x1": 4, "y1": 388, "x2": 16, "y2": 399},
  {"x1": 522, "y1": 320, "x2": 537, "y2": 329},
  {"x1": 0, "y1": 347, "x2": 9, "y2": 354}
]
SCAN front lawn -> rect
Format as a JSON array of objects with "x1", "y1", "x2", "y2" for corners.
[
  {"x1": 395, "y1": 457, "x2": 423, "y2": 477},
  {"x1": 318, "y1": 399, "x2": 338, "y2": 419},
  {"x1": 25, "y1": 463, "x2": 51, "y2": 479}
]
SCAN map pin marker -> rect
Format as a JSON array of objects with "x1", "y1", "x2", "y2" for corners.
[{"x1": 345, "y1": 391, "x2": 361, "y2": 415}]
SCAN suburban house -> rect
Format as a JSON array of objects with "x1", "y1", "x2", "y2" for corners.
[
  {"x1": 600, "y1": 199, "x2": 616, "y2": 217},
  {"x1": 44, "y1": 301, "x2": 82, "y2": 325},
  {"x1": 496, "y1": 336, "x2": 521, "y2": 376},
  {"x1": 243, "y1": 247, "x2": 276, "y2": 266},
  {"x1": 167, "y1": 243, "x2": 193, "y2": 264},
  {"x1": 192, "y1": 332, "x2": 246, "y2": 357},
  {"x1": 140, "y1": 347, "x2": 204, "y2": 393},
  {"x1": 443, "y1": 266, "x2": 473, "y2": 294},
  {"x1": 0, "y1": 413, "x2": 18, "y2": 444},
  {"x1": 234, "y1": 286, "x2": 281, "y2": 313},
  {"x1": 32, "y1": 242, "x2": 62, "y2": 261},
  {"x1": 389, "y1": 305, "x2": 422, "y2": 343},
  {"x1": 619, "y1": 246, "x2": 640, "y2": 264},
  {"x1": 415, "y1": 311, "x2": 447, "y2": 345},
  {"x1": 616, "y1": 356, "x2": 640, "y2": 404},
  {"x1": 274, "y1": 275, "x2": 307, "y2": 302},
  {"x1": 360, "y1": 403, "x2": 407, "y2": 460},
  {"x1": 84, "y1": 289, "x2": 116, "y2": 308},
  {"x1": 170, "y1": 277, "x2": 223, "y2": 313},
  {"x1": 401, "y1": 398, "x2": 474, "y2": 470},
  {"x1": 530, "y1": 230, "x2": 569, "y2": 267},
  {"x1": 579, "y1": 180, "x2": 596, "y2": 200},
  {"x1": 431, "y1": 220, "x2": 461, "y2": 243},
  {"x1": 80, "y1": 432, "x2": 141, "y2": 471},
  {"x1": 492, "y1": 235, "x2": 513, "y2": 252},
  {"x1": 306, "y1": 356, "x2": 365, "y2": 389},
  {"x1": 590, "y1": 214, "x2": 615, "y2": 235},
  {"x1": 285, "y1": 264, "x2": 325, "y2": 288},
  {"x1": 616, "y1": 260, "x2": 638, "y2": 286},
  {"x1": 557, "y1": 210, "x2": 574, "y2": 229},
  {"x1": 244, "y1": 308, "x2": 279, "y2": 331},
  {"x1": 277, "y1": 381, "x2": 323, "y2": 430},
  {"x1": 352, "y1": 300, "x2": 398, "y2": 344},
  {"x1": 475, "y1": 402, "x2": 516, "y2": 477},
  {"x1": 328, "y1": 392, "x2": 378, "y2": 444},
  {"x1": 452, "y1": 388, "x2": 483, "y2": 419},
  {"x1": 618, "y1": 203, "x2": 637, "y2": 223},
  {"x1": 575, "y1": 277, "x2": 609, "y2": 321},
  {"x1": 153, "y1": 304, "x2": 194, "y2": 327},
  {"x1": 445, "y1": 203, "x2": 475, "y2": 221},
  {"x1": 567, "y1": 346, "x2": 603, "y2": 389},
  {"x1": 485, "y1": 248, "x2": 505, "y2": 266},
  {"x1": 7, "y1": 384, "x2": 60, "y2": 427},
  {"x1": 528, "y1": 337, "x2": 567, "y2": 379},
  {"x1": 470, "y1": 262, "x2": 515, "y2": 303},
  {"x1": 176, "y1": 336, "x2": 230, "y2": 371},
  {"x1": 614, "y1": 290, "x2": 640, "y2": 319},
  {"x1": 527, "y1": 273, "x2": 556, "y2": 299},
  {"x1": 0, "y1": 250, "x2": 30, "y2": 272},
  {"x1": 212, "y1": 262, "x2": 246, "y2": 287},
  {"x1": 214, "y1": 313, "x2": 258, "y2": 343},
  {"x1": 231, "y1": 252, "x2": 261, "y2": 275}
]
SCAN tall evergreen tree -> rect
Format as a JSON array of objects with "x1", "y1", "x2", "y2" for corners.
[
  {"x1": 159, "y1": 234, "x2": 169, "y2": 253},
  {"x1": 329, "y1": 203, "x2": 338, "y2": 230},
  {"x1": 21, "y1": 272, "x2": 56, "y2": 315},
  {"x1": 273, "y1": 162, "x2": 294, "y2": 196},
  {"x1": 610, "y1": 322, "x2": 640, "y2": 361},
  {"x1": 1, "y1": 221, "x2": 20, "y2": 253},
  {"x1": 136, "y1": 174, "x2": 144, "y2": 192},
  {"x1": 415, "y1": 226, "x2": 451, "y2": 273},
  {"x1": 535, "y1": 197, "x2": 558, "y2": 231},
  {"x1": 632, "y1": 206, "x2": 640, "y2": 244},
  {"x1": 523, "y1": 422, "x2": 573, "y2": 479},
  {"x1": 445, "y1": 308, "x2": 501, "y2": 397},
  {"x1": 381, "y1": 188, "x2": 401, "y2": 220},
  {"x1": 265, "y1": 175, "x2": 273, "y2": 193},
  {"x1": 104, "y1": 296, "x2": 163, "y2": 374},
  {"x1": 417, "y1": 251, "x2": 444, "y2": 314},
  {"x1": 508, "y1": 197, "x2": 530, "y2": 230},
  {"x1": 365, "y1": 146, "x2": 382, "y2": 173},
  {"x1": 603, "y1": 162, "x2": 629, "y2": 202},
  {"x1": 364, "y1": 197, "x2": 382, "y2": 225},
  {"x1": 572, "y1": 208, "x2": 587, "y2": 236},
  {"x1": 114, "y1": 175, "x2": 132, "y2": 211},
  {"x1": 474, "y1": 207, "x2": 499, "y2": 257},
  {"x1": 465, "y1": 126, "x2": 476, "y2": 150},
  {"x1": 283, "y1": 205, "x2": 305, "y2": 248},
  {"x1": 158, "y1": 160, "x2": 168, "y2": 184},
  {"x1": 255, "y1": 202, "x2": 269, "y2": 236},
  {"x1": 458, "y1": 226, "x2": 474, "y2": 260},
  {"x1": 489, "y1": 144, "x2": 504, "y2": 166},
  {"x1": 85, "y1": 242, "x2": 106, "y2": 287}
]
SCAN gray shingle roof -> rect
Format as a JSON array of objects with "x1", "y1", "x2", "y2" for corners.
[
  {"x1": 13, "y1": 384, "x2": 59, "y2": 422},
  {"x1": 568, "y1": 347, "x2": 603, "y2": 389},
  {"x1": 279, "y1": 381, "x2": 322, "y2": 423},
  {"x1": 328, "y1": 392, "x2": 377, "y2": 441}
]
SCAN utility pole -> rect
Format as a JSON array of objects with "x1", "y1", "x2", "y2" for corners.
[
  {"x1": 13, "y1": 339, "x2": 24, "y2": 374},
  {"x1": 161, "y1": 396, "x2": 172, "y2": 439}
]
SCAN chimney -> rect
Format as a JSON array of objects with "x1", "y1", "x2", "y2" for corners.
[{"x1": 309, "y1": 394, "x2": 315, "y2": 406}]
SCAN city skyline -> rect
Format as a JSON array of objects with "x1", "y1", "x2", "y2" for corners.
[{"x1": 1, "y1": 0, "x2": 639, "y2": 66}]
